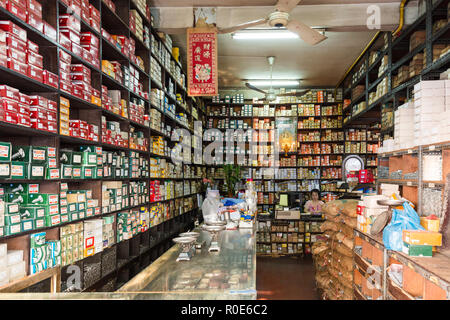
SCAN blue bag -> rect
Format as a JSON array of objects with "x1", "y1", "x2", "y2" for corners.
[{"x1": 382, "y1": 202, "x2": 425, "y2": 251}]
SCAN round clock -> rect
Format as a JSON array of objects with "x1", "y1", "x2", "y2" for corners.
[{"x1": 342, "y1": 155, "x2": 364, "y2": 182}]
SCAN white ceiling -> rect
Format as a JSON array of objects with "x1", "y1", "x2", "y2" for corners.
[{"x1": 152, "y1": 1, "x2": 419, "y2": 89}]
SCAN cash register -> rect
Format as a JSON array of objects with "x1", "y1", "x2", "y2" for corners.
[{"x1": 274, "y1": 192, "x2": 302, "y2": 220}]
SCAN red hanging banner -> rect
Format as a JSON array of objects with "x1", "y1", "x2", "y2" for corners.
[{"x1": 187, "y1": 27, "x2": 218, "y2": 97}]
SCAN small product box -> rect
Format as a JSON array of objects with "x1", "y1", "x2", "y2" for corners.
[
  {"x1": 402, "y1": 243, "x2": 433, "y2": 257},
  {"x1": 403, "y1": 230, "x2": 442, "y2": 246}
]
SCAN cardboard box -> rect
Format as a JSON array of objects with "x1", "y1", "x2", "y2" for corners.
[
  {"x1": 402, "y1": 243, "x2": 433, "y2": 257},
  {"x1": 275, "y1": 210, "x2": 300, "y2": 220},
  {"x1": 420, "y1": 217, "x2": 440, "y2": 232},
  {"x1": 403, "y1": 230, "x2": 442, "y2": 246}
]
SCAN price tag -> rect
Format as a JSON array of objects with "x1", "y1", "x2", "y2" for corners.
[
  {"x1": 407, "y1": 181, "x2": 412, "y2": 186},
  {"x1": 429, "y1": 145, "x2": 436, "y2": 151},
  {"x1": 429, "y1": 183, "x2": 435, "y2": 188}
]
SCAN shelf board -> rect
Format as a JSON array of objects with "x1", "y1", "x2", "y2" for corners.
[
  {"x1": 102, "y1": 73, "x2": 129, "y2": 91},
  {"x1": 0, "y1": 65, "x2": 58, "y2": 93},
  {"x1": 0, "y1": 123, "x2": 58, "y2": 138},
  {"x1": 101, "y1": 37, "x2": 130, "y2": 63}
]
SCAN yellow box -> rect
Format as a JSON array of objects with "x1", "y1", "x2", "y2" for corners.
[
  {"x1": 59, "y1": 113, "x2": 69, "y2": 122},
  {"x1": 60, "y1": 105, "x2": 70, "y2": 115},
  {"x1": 403, "y1": 230, "x2": 442, "y2": 246},
  {"x1": 60, "y1": 120, "x2": 69, "y2": 130},
  {"x1": 60, "y1": 128, "x2": 70, "y2": 136},
  {"x1": 60, "y1": 97, "x2": 70, "y2": 108},
  {"x1": 91, "y1": 96, "x2": 102, "y2": 106},
  {"x1": 84, "y1": 247, "x2": 95, "y2": 258},
  {"x1": 420, "y1": 217, "x2": 440, "y2": 232}
]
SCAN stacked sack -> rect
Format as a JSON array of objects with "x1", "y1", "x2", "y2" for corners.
[{"x1": 312, "y1": 199, "x2": 358, "y2": 300}]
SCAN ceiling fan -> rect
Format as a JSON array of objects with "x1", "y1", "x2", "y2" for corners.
[
  {"x1": 245, "y1": 56, "x2": 308, "y2": 103},
  {"x1": 218, "y1": 0, "x2": 327, "y2": 45}
]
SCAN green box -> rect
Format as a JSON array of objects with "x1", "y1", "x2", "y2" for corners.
[
  {"x1": 5, "y1": 223, "x2": 21, "y2": 235},
  {"x1": 82, "y1": 152, "x2": 97, "y2": 165},
  {"x1": 71, "y1": 166, "x2": 82, "y2": 179},
  {"x1": 30, "y1": 232, "x2": 46, "y2": 248},
  {"x1": 29, "y1": 164, "x2": 46, "y2": 180},
  {"x1": 3, "y1": 183, "x2": 39, "y2": 194},
  {"x1": 402, "y1": 243, "x2": 433, "y2": 257},
  {"x1": 60, "y1": 150, "x2": 72, "y2": 164},
  {"x1": 12, "y1": 146, "x2": 47, "y2": 164},
  {"x1": 44, "y1": 214, "x2": 60, "y2": 227},
  {"x1": 46, "y1": 167, "x2": 60, "y2": 180},
  {"x1": 27, "y1": 194, "x2": 59, "y2": 206},
  {"x1": 35, "y1": 218, "x2": 45, "y2": 229},
  {"x1": 72, "y1": 152, "x2": 82, "y2": 165},
  {"x1": 59, "y1": 205, "x2": 68, "y2": 215},
  {"x1": 21, "y1": 207, "x2": 45, "y2": 219},
  {"x1": 77, "y1": 202, "x2": 86, "y2": 211},
  {"x1": 46, "y1": 157, "x2": 57, "y2": 169},
  {"x1": 4, "y1": 213, "x2": 21, "y2": 225},
  {"x1": 79, "y1": 146, "x2": 102, "y2": 155},
  {"x1": 0, "y1": 142, "x2": 12, "y2": 162},
  {"x1": 82, "y1": 166, "x2": 96, "y2": 179},
  {"x1": 5, "y1": 193, "x2": 27, "y2": 204},
  {"x1": 28, "y1": 204, "x2": 59, "y2": 216},
  {"x1": 68, "y1": 203, "x2": 77, "y2": 213},
  {"x1": 21, "y1": 219, "x2": 34, "y2": 232},
  {"x1": 30, "y1": 261, "x2": 47, "y2": 274},
  {"x1": 97, "y1": 156, "x2": 103, "y2": 166},
  {"x1": 0, "y1": 163, "x2": 11, "y2": 178},
  {"x1": 10, "y1": 161, "x2": 28, "y2": 179},
  {"x1": 5, "y1": 202, "x2": 20, "y2": 214},
  {"x1": 47, "y1": 147, "x2": 56, "y2": 159},
  {"x1": 61, "y1": 165, "x2": 72, "y2": 179}
]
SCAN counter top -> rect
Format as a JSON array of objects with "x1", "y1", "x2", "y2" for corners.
[{"x1": 117, "y1": 225, "x2": 257, "y2": 299}]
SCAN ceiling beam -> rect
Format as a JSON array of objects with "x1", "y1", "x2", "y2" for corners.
[{"x1": 151, "y1": 0, "x2": 402, "y2": 7}]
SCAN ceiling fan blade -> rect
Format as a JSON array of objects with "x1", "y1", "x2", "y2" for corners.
[
  {"x1": 245, "y1": 82, "x2": 268, "y2": 95},
  {"x1": 276, "y1": 0, "x2": 303, "y2": 13},
  {"x1": 277, "y1": 90, "x2": 309, "y2": 97},
  {"x1": 218, "y1": 18, "x2": 269, "y2": 34},
  {"x1": 286, "y1": 20, "x2": 327, "y2": 45}
]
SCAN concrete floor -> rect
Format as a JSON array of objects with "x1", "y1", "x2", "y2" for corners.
[{"x1": 256, "y1": 256, "x2": 320, "y2": 300}]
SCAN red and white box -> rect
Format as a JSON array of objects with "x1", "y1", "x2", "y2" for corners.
[
  {"x1": 58, "y1": 32, "x2": 71, "y2": 51},
  {"x1": 69, "y1": 0, "x2": 81, "y2": 17},
  {"x1": 81, "y1": 48, "x2": 92, "y2": 62},
  {"x1": 59, "y1": 14, "x2": 81, "y2": 33},
  {"x1": 80, "y1": 32, "x2": 99, "y2": 48},
  {"x1": 26, "y1": 0, "x2": 42, "y2": 17},
  {"x1": 26, "y1": 51, "x2": 43, "y2": 68},
  {"x1": 59, "y1": 49, "x2": 71, "y2": 64},
  {"x1": 59, "y1": 70, "x2": 70, "y2": 82},
  {"x1": 70, "y1": 119, "x2": 89, "y2": 130},
  {"x1": 30, "y1": 118, "x2": 47, "y2": 130},
  {"x1": 0, "y1": 85, "x2": 19, "y2": 101},
  {"x1": 89, "y1": 4, "x2": 100, "y2": 21},
  {"x1": 59, "y1": 60, "x2": 71, "y2": 74},
  {"x1": 17, "y1": 103, "x2": 29, "y2": 115},
  {"x1": 71, "y1": 64, "x2": 91, "y2": 78},
  {"x1": 0, "y1": 21, "x2": 27, "y2": 42},
  {"x1": 43, "y1": 70, "x2": 59, "y2": 88},
  {"x1": 79, "y1": 128, "x2": 88, "y2": 139},
  {"x1": 69, "y1": 127, "x2": 80, "y2": 137},
  {"x1": 28, "y1": 64, "x2": 43, "y2": 82},
  {"x1": 47, "y1": 121, "x2": 57, "y2": 133},
  {"x1": 7, "y1": 58, "x2": 27, "y2": 76},
  {"x1": 60, "y1": 28, "x2": 80, "y2": 44},
  {"x1": 43, "y1": 22, "x2": 56, "y2": 41},
  {"x1": 71, "y1": 42, "x2": 82, "y2": 57},
  {"x1": 0, "y1": 98, "x2": 18, "y2": 113},
  {"x1": 89, "y1": 18, "x2": 100, "y2": 32},
  {"x1": 18, "y1": 92, "x2": 30, "y2": 105},
  {"x1": 47, "y1": 100, "x2": 57, "y2": 112},
  {"x1": 26, "y1": 12, "x2": 43, "y2": 33},
  {"x1": 5, "y1": 33, "x2": 27, "y2": 52},
  {"x1": 29, "y1": 95, "x2": 47, "y2": 108},
  {"x1": 71, "y1": 85, "x2": 83, "y2": 99},
  {"x1": 17, "y1": 113, "x2": 30, "y2": 127},
  {"x1": 47, "y1": 110, "x2": 57, "y2": 122},
  {"x1": 7, "y1": 47, "x2": 26, "y2": 64},
  {"x1": 5, "y1": 2, "x2": 27, "y2": 22},
  {"x1": 27, "y1": 39, "x2": 39, "y2": 53},
  {"x1": 29, "y1": 106, "x2": 48, "y2": 120},
  {"x1": 3, "y1": 111, "x2": 17, "y2": 124},
  {"x1": 59, "y1": 80, "x2": 71, "y2": 94},
  {"x1": 71, "y1": 72, "x2": 90, "y2": 83}
]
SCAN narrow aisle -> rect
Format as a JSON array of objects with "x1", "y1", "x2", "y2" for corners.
[{"x1": 256, "y1": 256, "x2": 319, "y2": 300}]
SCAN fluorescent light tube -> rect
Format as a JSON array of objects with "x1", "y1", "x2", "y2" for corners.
[
  {"x1": 247, "y1": 80, "x2": 300, "y2": 87},
  {"x1": 232, "y1": 30, "x2": 299, "y2": 40}
]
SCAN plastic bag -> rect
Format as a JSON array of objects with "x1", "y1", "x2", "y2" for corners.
[
  {"x1": 382, "y1": 202, "x2": 424, "y2": 251},
  {"x1": 201, "y1": 190, "x2": 222, "y2": 223}
]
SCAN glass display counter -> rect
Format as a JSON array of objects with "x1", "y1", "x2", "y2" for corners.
[{"x1": 0, "y1": 226, "x2": 256, "y2": 300}]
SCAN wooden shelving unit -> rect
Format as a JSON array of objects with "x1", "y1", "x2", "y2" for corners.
[{"x1": 0, "y1": 0, "x2": 206, "y2": 293}]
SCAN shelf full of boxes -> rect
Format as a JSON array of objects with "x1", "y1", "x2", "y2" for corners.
[
  {"x1": 0, "y1": 0, "x2": 202, "y2": 293},
  {"x1": 205, "y1": 89, "x2": 347, "y2": 212}
]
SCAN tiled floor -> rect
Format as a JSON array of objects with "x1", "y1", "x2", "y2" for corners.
[{"x1": 256, "y1": 256, "x2": 319, "y2": 300}]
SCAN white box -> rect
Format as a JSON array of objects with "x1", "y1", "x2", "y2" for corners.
[
  {"x1": 0, "y1": 267, "x2": 9, "y2": 287},
  {"x1": 414, "y1": 96, "x2": 446, "y2": 107},
  {"x1": 414, "y1": 88, "x2": 445, "y2": 98},
  {"x1": 7, "y1": 261, "x2": 25, "y2": 282},
  {"x1": 414, "y1": 80, "x2": 445, "y2": 91},
  {"x1": 362, "y1": 195, "x2": 389, "y2": 208},
  {"x1": 7, "y1": 250, "x2": 23, "y2": 266},
  {"x1": 0, "y1": 256, "x2": 6, "y2": 268},
  {"x1": 0, "y1": 244, "x2": 6, "y2": 258}
]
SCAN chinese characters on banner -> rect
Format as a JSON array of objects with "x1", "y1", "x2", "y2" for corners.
[{"x1": 187, "y1": 28, "x2": 218, "y2": 96}]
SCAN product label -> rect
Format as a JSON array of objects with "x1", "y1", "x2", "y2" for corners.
[
  {"x1": 61, "y1": 215, "x2": 69, "y2": 223},
  {"x1": 78, "y1": 211, "x2": 85, "y2": 219},
  {"x1": 47, "y1": 147, "x2": 56, "y2": 158},
  {"x1": 49, "y1": 205, "x2": 58, "y2": 215},
  {"x1": 64, "y1": 166, "x2": 72, "y2": 176},
  {"x1": 73, "y1": 154, "x2": 81, "y2": 163},
  {"x1": 36, "y1": 219, "x2": 44, "y2": 228},
  {"x1": 32, "y1": 166, "x2": 44, "y2": 176},
  {"x1": 48, "y1": 158, "x2": 57, "y2": 168},
  {"x1": 72, "y1": 168, "x2": 81, "y2": 177},
  {"x1": 60, "y1": 198, "x2": 67, "y2": 206},
  {"x1": 32, "y1": 149, "x2": 45, "y2": 161},
  {"x1": 0, "y1": 145, "x2": 9, "y2": 158},
  {"x1": 71, "y1": 213, "x2": 78, "y2": 220},
  {"x1": 60, "y1": 183, "x2": 68, "y2": 191},
  {"x1": 23, "y1": 221, "x2": 33, "y2": 230},
  {"x1": 0, "y1": 164, "x2": 10, "y2": 176},
  {"x1": 49, "y1": 195, "x2": 58, "y2": 205},
  {"x1": 10, "y1": 224, "x2": 21, "y2": 234},
  {"x1": 94, "y1": 207, "x2": 100, "y2": 215},
  {"x1": 51, "y1": 215, "x2": 60, "y2": 225},
  {"x1": 78, "y1": 202, "x2": 85, "y2": 210},
  {"x1": 7, "y1": 203, "x2": 19, "y2": 214},
  {"x1": 60, "y1": 206, "x2": 67, "y2": 214},
  {"x1": 11, "y1": 164, "x2": 23, "y2": 176},
  {"x1": 88, "y1": 154, "x2": 96, "y2": 163},
  {"x1": 49, "y1": 169, "x2": 59, "y2": 179},
  {"x1": 10, "y1": 214, "x2": 21, "y2": 224},
  {"x1": 36, "y1": 208, "x2": 45, "y2": 217},
  {"x1": 29, "y1": 184, "x2": 39, "y2": 194},
  {"x1": 84, "y1": 168, "x2": 92, "y2": 177},
  {"x1": 86, "y1": 208, "x2": 93, "y2": 217}
]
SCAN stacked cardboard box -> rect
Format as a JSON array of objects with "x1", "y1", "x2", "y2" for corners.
[
  {"x1": 356, "y1": 195, "x2": 389, "y2": 234},
  {"x1": 409, "y1": 30, "x2": 426, "y2": 51},
  {"x1": 83, "y1": 219, "x2": 103, "y2": 257},
  {"x1": 394, "y1": 102, "x2": 415, "y2": 149},
  {"x1": 402, "y1": 230, "x2": 442, "y2": 257},
  {"x1": 102, "y1": 181, "x2": 129, "y2": 214},
  {"x1": 130, "y1": 10, "x2": 144, "y2": 43},
  {"x1": 101, "y1": 117, "x2": 129, "y2": 148},
  {"x1": 29, "y1": 232, "x2": 61, "y2": 274},
  {"x1": 102, "y1": 150, "x2": 129, "y2": 179},
  {"x1": 60, "y1": 222, "x2": 83, "y2": 266},
  {"x1": 60, "y1": 146, "x2": 103, "y2": 180},
  {"x1": 102, "y1": 215, "x2": 115, "y2": 248},
  {"x1": 0, "y1": 244, "x2": 25, "y2": 286},
  {"x1": 129, "y1": 181, "x2": 148, "y2": 207},
  {"x1": 409, "y1": 53, "x2": 424, "y2": 78}
]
